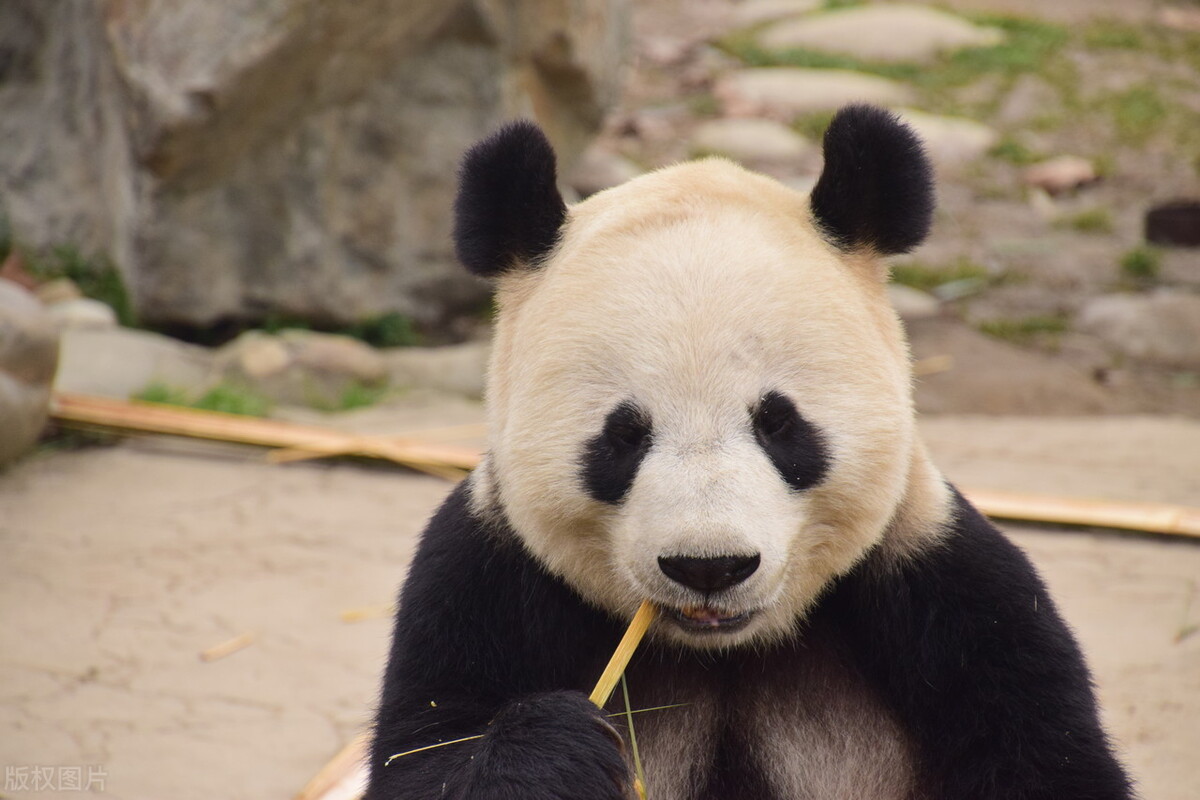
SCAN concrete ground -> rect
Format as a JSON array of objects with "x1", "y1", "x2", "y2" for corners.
[{"x1": 1, "y1": 404, "x2": 1198, "y2": 799}]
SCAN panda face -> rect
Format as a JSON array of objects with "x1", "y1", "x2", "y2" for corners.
[
  {"x1": 474, "y1": 161, "x2": 920, "y2": 647},
  {"x1": 458, "y1": 108, "x2": 939, "y2": 648}
]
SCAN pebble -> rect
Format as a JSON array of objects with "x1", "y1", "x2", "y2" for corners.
[
  {"x1": 35, "y1": 278, "x2": 83, "y2": 306},
  {"x1": 730, "y1": 0, "x2": 823, "y2": 28},
  {"x1": 45, "y1": 298, "x2": 119, "y2": 330},
  {"x1": 894, "y1": 109, "x2": 998, "y2": 166},
  {"x1": 758, "y1": 5, "x2": 1004, "y2": 63},
  {"x1": 216, "y1": 330, "x2": 387, "y2": 409},
  {"x1": 716, "y1": 68, "x2": 912, "y2": 118},
  {"x1": 690, "y1": 118, "x2": 814, "y2": 165},
  {"x1": 887, "y1": 284, "x2": 941, "y2": 320},
  {"x1": 569, "y1": 145, "x2": 645, "y2": 197},
  {"x1": 1022, "y1": 156, "x2": 1098, "y2": 195}
]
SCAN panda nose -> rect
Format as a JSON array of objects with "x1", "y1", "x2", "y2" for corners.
[{"x1": 657, "y1": 554, "x2": 761, "y2": 592}]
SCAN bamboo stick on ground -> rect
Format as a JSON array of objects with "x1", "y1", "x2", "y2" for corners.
[
  {"x1": 964, "y1": 488, "x2": 1200, "y2": 538},
  {"x1": 198, "y1": 632, "x2": 255, "y2": 662},
  {"x1": 51, "y1": 393, "x2": 481, "y2": 473},
  {"x1": 294, "y1": 734, "x2": 369, "y2": 800}
]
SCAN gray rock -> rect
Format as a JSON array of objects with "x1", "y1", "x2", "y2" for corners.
[
  {"x1": 887, "y1": 284, "x2": 941, "y2": 320},
  {"x1": 55, "y1": 327, "x2": 213, "y2": 399},
  {"x1": 216, "y1": 330, "x2": 387, "y2": 408},
  {"x1": 46, "y1": 298, "x2": 119, "y2": 330},
  {"x1": 384, "y1": 341, "x2": 490, "y2": 399},
  {"x1": 0, "y1": 280, "x2": 59, "y2": 465},
  {"x1": 0, "y1": 0, "x2": 629, "y2": 331},
  {"x1": 1078, "y1": 291, "x2": 1200, "y2": 369},
  {"x1": 690, "y1": 118, "x2": 814, "y2": 166},
  {"x1": 758, "y1": 5, "x2": 1003, "y2": 63},
  {"x1": 731, "y1": 0, "x2": 823, "y2": 28},
  {"x1": 716, "y1": 68, "x2": 912, "y2": 118},
  {"x1": 894, "y1": 109, "x2": 998, "y2": 167},
  {"x1": 569, "y1": 146, "x2": 644, "y2": 197}
]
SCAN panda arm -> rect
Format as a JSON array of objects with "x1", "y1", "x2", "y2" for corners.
[
  {"x1": 365, "y1": 483, "x2": 631, "y2": 800},
  {"x1": 834, "y1": 489, "x2": 1134, "y2": 800}
]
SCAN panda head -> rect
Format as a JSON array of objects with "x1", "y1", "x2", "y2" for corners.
[{"x1": 457, "y1": 106, "x2": 948, "y2": 648}]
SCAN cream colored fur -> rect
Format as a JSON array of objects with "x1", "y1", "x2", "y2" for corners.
[{"x1": 470, "y1": 157, "x2": 950, "y2": 648}]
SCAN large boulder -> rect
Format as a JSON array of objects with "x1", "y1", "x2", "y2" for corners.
[
  {"x1": 0, "y1": 0, "x2": 629, "y2": 332},
  {"x1": 0, "y1": 279, "x2": 59, "y2": 466}
]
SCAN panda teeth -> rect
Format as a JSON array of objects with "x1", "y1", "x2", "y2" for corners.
[
  {"x1": 668, "y1": 605, "x2": 754, "y2": 632},
  {"x1": 680, "y1": 605, "x2": 723, "y2": 622}
]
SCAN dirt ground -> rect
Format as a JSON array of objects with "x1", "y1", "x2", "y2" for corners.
[{"x1": 1, "y1": 397, "x2": 1198, "y2": 800}]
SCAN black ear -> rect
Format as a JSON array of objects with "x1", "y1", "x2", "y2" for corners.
[
  {"x1": 453, "y1": 121, "x2": 567, "y2": 277},
  {"x1": 810, "y1": 105, "x2": 934, "y2": 256}
]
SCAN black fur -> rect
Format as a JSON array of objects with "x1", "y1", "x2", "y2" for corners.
[
  {"x1": 368, "y1": 483, "x2": 627, "y2": 800},
  {"x1": 454, "y1": 120, "x2": 568, "y2": 277},
  {"x1": 826, "y1": 490, "x2": 1134, "y2": 799},
  {"x1": 367, "y1": 484, "x2": 1132, "y2": 800},
  {"x1": 581, "y1": 401, "x2": 653, "y2": 504},
  {"x1": 810, "y1": 105, "x2": 935, "y2": 255},
  {"x1": 751, "y1": 391, "x2": 831, "y2": 492}
]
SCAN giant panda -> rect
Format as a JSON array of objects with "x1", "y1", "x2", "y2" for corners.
[{"x1": 367, "y1": 105, "x2": 1133, "y2": 800}]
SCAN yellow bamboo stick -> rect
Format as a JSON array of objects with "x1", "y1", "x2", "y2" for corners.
[
  {"x1": 964, "y1": 488, "x2": 1200, "y2": 538},
  {"x1": 589, "y1": 600, "x2": 658, "y2": 708},
  {"x1": 294, "y1": 733, "x2": 369, "y2": 800},
  {"x1": 199, "y1": 632, "x2": 255, "y2": 662}
]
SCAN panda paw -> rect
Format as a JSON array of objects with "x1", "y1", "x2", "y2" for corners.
[{"x1": 456, "y1": 690, "x2": 634, "y2": 800}]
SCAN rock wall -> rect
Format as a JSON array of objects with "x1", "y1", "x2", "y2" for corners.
[{"x1": 0, "y1": 0, "x2": 628, "y2": 331}]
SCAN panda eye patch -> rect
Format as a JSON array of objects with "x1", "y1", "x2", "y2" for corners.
[
  {"x1": 751, "y1": 391, "x2": 830, "y2": 492},
  {"x1": 581, "y1": 402, "x2": 653, "y2": 504}
]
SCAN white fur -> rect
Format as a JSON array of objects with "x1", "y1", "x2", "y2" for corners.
[{"x1": 472, "y1": 158, "x2": 950, "y2": 647}]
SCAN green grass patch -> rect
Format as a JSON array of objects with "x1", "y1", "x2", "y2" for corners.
[
  {"x1": 345, "y1": 312, "x2": 423, "y2": 348},
  {"x1": 1119, "y1": 245, "x2": 1161, "y2": 283},
  {"x1": 987, "y1": 135, "x2": 1042, "y2": 165},
  {"x1": 1107, "y1": 86, "x2": 1168, "y2": 143},
  {"x1": 977, "y1": 314, "x2": 1069, "y2": 344},
  {"x1": 1058, "y1": 208, "x2": 1114, "y2": 234},
  {"x1": 890, "y1": 258, "x2": 991, "y2": 292},
  {"x1": 134, "y1": 381, "x2": 272, "y2": 417},
  {"x1": 792, "y1": 111, "x2": 837, "y2": 142},
  {"x1": 947, "y1": 15, "x2": 1069, "y2": 82},
  {"x1": 1082, "y1": 20, "x2": 1145, "y2": 50},
  {"x1": 717, "y1": 13, "x2": 1070, "y2": 111},
  {"x1": 261, "y1": 311, "x2": 422, "y2": 348},
  {"x1": 335, "y1": 382, "x2": 389, "y2": 412}
]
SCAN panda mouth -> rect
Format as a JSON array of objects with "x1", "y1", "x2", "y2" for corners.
[{"x1": 666, "y1": 605, "x2": 755, "y2": 633}]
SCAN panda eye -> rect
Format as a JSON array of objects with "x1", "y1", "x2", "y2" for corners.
[
  {"x1": 752, "y1": 392, "x2": 796, "y2": 441},
  {"x1": 606, "y1": 413, "x2": 651, "y2": 450}
]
